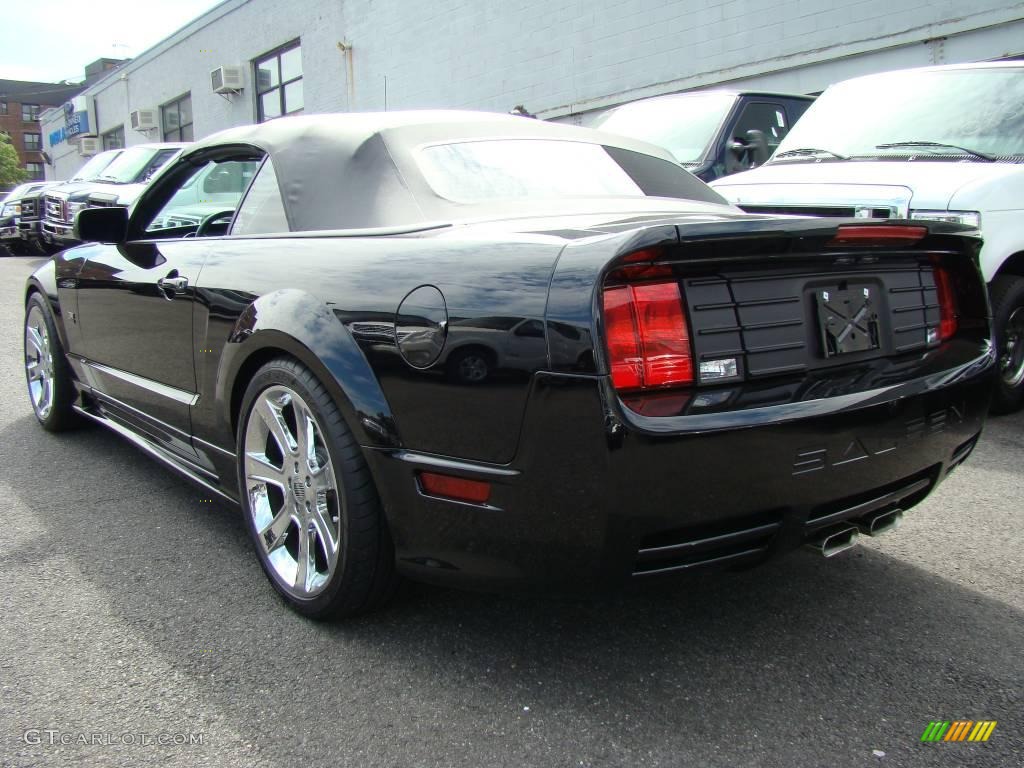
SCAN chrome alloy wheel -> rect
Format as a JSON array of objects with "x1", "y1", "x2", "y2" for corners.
[
  {"x1": 1000, "y1": 307, "x2": 1024, "y2": 388},
  {"x1": 25, "y1": 304, "x2": 54, "y2": 420},
  {"x1": 243, "y1": 385, "x2": 342, "y2": 598}
]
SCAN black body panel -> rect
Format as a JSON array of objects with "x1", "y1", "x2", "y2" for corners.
[
  {"x1": 368, "y1": 363, "x2": 988, "y2": 591},
  {"x1": 189, "y1": 234, "x2": 562, "y2": 469}
]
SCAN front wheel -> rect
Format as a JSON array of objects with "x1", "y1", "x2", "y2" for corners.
[
  {"x1": 990, "y1": 275, "x2": 1024, "y2": 414},
  {"x1": 237, "y1": 357, "x2": 397, "y2": 619},
  {"x1": 24, "y1": 292, "x2": 78, "y2": 431}
]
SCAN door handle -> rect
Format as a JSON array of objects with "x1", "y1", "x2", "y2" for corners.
[
  {"x1": 156, "y1": 274, "x2": 189, "y2": 299},
  {"x1": 158, "y1": 275, "x2": 189, "y2": 295}
]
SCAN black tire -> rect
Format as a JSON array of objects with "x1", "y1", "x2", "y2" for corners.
[
  {"x1": 989, "y1": 275, "x2": 1024, "y2": 414},
  {"x1": 445, "y1": 346, "x2": 493, "y2": 384},
  {"x1": 237, "y1": 357, "x2": 397, "y2": 619},
  {"x1": 24, "y1": 292, "x2": 79, "y2": 432}
]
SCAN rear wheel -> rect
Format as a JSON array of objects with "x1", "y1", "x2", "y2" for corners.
[
  {"x1": 24, "y1": 293, "x2": 78, "y2": 431},
  {"x1": 237, "y1": 357, "x2": 397, "y2": 619},
  {"x1": 990, "y1": 275, "x2": 1024, "y2": 413}
]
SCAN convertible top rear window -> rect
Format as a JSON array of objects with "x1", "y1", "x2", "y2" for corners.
[{"x1": 417, "y1": 139, "x2": 724, "y2": 204}]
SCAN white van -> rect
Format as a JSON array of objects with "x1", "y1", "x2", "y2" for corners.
[{"x1": 711, "y1": 61, "x2": 1024, "y2": 412}]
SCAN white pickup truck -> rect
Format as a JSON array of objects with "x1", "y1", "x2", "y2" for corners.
[{"x1": 712, "y1": 61, "x2": 1024, "y2": 412}]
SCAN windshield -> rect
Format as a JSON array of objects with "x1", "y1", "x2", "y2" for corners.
[
  {"x1": 70, "y1": 150, "x2": 122, "y2": 182},
  {"x1": 585, "y1": 92, "x2": 736, "y2": 164},
  {"x1": 417, "y1": 139, "x2": 725, "y2": 204},
  {"x1": 771, "y1": 67, "x2": 1024, "y2": 161},
  {"x1": 96, "y1": 147, "x2": 179, "y2": 184}
]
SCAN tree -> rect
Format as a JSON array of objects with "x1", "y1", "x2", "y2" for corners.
[{"x1": 0, "y1": 132, "x2": 29, "y2": 188}]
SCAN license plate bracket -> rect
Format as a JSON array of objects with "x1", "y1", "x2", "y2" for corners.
[{"x1": 816, "y1": 286, "x2": 880, "y2": 357}]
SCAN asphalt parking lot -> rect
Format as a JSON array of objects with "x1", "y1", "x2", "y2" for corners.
[{"x1": 0, "y1": 254, "x2": 1021, "y2": 768}]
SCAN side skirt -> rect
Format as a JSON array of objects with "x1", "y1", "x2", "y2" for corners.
[{"x1": 73, "y1": 404, "x2": 238, "y2": 506}]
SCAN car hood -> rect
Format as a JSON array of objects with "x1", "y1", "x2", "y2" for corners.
[
  {"x1": 66, "y1": 181, "x2": 147, "y2": 203},
  {"x1": 84, "y1": 182, "x2": 148, "y2": 206},
  {"x1": 711, "y1": 161, "x2": 1024, "y2": 211},
  {"x1": 42, "y1": 181, "x2": 99, "y2": 199}
]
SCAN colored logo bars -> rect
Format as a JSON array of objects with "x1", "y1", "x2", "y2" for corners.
[{"x1": 921, "y1": 721, "x2": 997, "y2": 742}]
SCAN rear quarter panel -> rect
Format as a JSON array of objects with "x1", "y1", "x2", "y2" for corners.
[{"x1": 192, "y1": 233, "x2": 564, "y2": 466}]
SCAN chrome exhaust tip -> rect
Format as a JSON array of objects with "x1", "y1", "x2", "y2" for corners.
[
  {"x1": 855, "y1": 508, "x2": 903, "y2": 537},
  {"x1": 804, "y1": 525, "x2": 859, "y2": 558}
]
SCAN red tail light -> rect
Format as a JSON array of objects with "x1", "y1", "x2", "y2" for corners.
[
  {"x1": 829, "y1": 225, "x2": 927, "y2": 245},
  {"x1": 933, "y1": 265, "x2": 958, "y2": 341},
  {"x1": 602, "y1": 281, "x2": 693, "y2": 391}
]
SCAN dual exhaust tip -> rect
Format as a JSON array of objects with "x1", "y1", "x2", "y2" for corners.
[{"x1": 805, "y1": 508, "x2": 903, "y2": 558}]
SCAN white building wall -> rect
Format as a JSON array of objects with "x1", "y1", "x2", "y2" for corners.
[{"x1": 44, "y1": 0, "x2": 1024, "y2": 180}]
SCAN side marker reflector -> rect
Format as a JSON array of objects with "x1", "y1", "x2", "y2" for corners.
[{"x1": 419, "y1": 472, "x2": 492, "y2": 504}]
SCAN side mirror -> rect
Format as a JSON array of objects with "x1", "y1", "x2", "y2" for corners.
[
  {"x1": 744, "y1": 129, "x2": 771, "y2": 166},
  {"x1": 75, "y1": 206, "x2": 128, "y2": 243}
]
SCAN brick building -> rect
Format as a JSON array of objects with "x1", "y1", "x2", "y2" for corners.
[
  {"x1": 40, "y1": 0, "x2": 1024, "y2": 181},
  {"x1": 0, "y1": 79, "x2": 83, "y2": 182}
]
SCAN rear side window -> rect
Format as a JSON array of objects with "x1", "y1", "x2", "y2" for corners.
[
  {"x1": 232, "y1": 158, "x2": 289, "y2": 235},
  {"x1": 604, "y1": 147, "x2": 726, "y2": 203},
  {"x1": 417, "y1": 139, "x2": 725, "y2": 204}
]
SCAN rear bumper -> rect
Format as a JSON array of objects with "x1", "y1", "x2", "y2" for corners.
[{"x1": 367, "y1": 347, "x2": 994, "y2": 592}]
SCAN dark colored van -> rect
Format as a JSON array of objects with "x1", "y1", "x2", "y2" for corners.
[{"x1": 578, "y1": 90, "x2": 815, "y2": 181}]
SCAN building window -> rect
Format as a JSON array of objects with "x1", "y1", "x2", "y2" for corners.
[
  {"x1": 254, "y1": 41, "x2": 303, "y2": 122},
  {"x1": 25, "y1": 162, "x2": 44, "y2": 180},
  {"x1": 103, "y1": 126, "x2": 125, "y2": 150},
  {"x1": 161, "y1": 94, "x2": 193, "y2": 141},
  {"x1": 22, "y1": 103, "x2": 41, "y2": 122},
  {"x1": 0, "y1": 101, "x2": 7, "y2": 115},
  {"x1": 24, "y1": 133, "x2": 42, "y2": 152}
]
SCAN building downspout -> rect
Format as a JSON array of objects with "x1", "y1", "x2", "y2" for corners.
[{"x1": 337, "y1": 41, "x2": 354, "y2": 110}]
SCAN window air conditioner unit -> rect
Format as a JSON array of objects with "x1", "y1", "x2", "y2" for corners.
[
  {"x1": 130, "y1": 108, "x2": 158, "y2": 131},
  {"x1": 78, "y1": 137, "x2": 100, "y2": 156},
  {"x1": 211, "y1": 65, "x2": 244, "y2": 94}
]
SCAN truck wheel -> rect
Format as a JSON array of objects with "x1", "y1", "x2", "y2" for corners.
[
  {"x1": 990, "y1": 275, "x2": 1024, "y2": 413},
  {"x1": 446, "y1": 347, "x2": 492, "y2": 384}
]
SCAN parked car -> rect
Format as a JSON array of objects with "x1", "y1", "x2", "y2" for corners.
[
  {"x1": 711, "y1": 61, "x2": 1024, "y2": 411},
  {"x1": 577, "y1": 90, "x2": 815, "y2": 181},
  {"x1": 1, "y1": 182, "x2": 55, "y2": 255},
  {"x1": 18, "y1": 149, "x2": 123, "y2": 254},
  {"x1": 26, "y1": 112, "x2": 992, "y2": 619},
  {"x1": 40, "y1": 143, "x2": 184, "y2": 248}
]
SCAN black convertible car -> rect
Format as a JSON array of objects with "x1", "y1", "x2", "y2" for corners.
[{"x1": 25, "y1": 112, "x2": 993, "y2": 619}]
